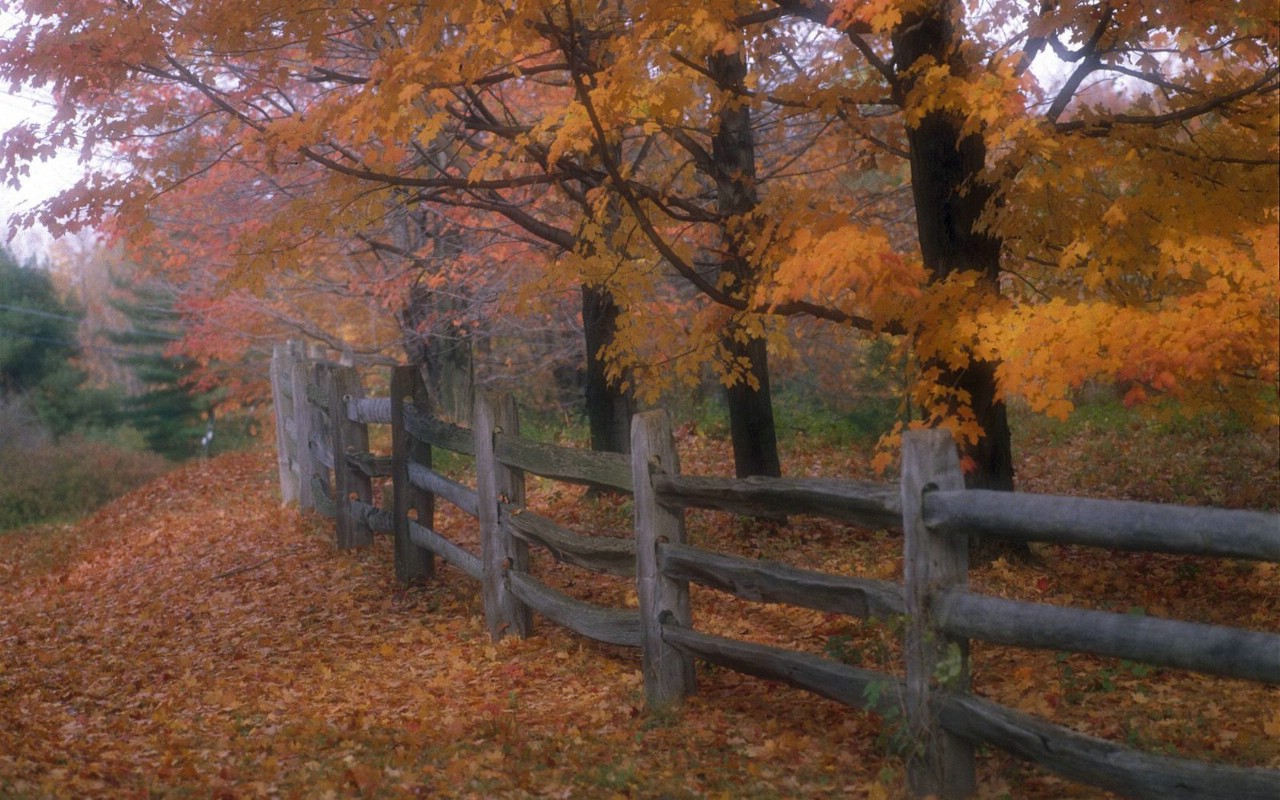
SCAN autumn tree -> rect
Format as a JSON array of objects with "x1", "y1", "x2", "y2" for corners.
[
  {"x1": 706, "y1": 42, "x2": 781, "y2": 478},
  {"x1": 2, "y1": 0, "x2": 1275, "y2": 490},
  {"x1": 761, "y1": 0, "x2": 1278, "y2": 486}
]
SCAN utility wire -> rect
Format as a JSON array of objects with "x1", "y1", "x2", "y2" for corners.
[
  {"x1": 0, "y1": 302, "x2": 181, "y2": 340},
  {"x1": 0, "y1": 326, "x2": 141, "y2": 358},
  {"x1": 0, "y1": 302, "x2": 75, "y2": 322}
]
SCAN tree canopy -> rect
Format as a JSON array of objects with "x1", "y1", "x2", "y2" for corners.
[{"x1": 2, "y1": 0, "x2": 1276, "y2": 480}]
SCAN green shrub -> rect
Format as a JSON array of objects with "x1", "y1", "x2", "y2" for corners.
[
  {"x1": 0, "y1": 437, "x2": 170, "y2": 530},
  {"x1": 775, "y1": 390, "x2": 900, "y2": 447}
]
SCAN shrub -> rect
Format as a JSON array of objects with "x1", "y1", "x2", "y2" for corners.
[{"x1": 0, "y1": 436, "x2": 170, "y2": 530}]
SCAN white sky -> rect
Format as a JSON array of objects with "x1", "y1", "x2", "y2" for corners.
[{"x1": 0, "y1": 12, "x2": 87, "y2": 264}]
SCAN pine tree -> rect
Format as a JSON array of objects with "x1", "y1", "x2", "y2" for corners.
[
  {"x1": 108, "y1": 279, "x2": 214, "y2": 460},
  {"x1": 0, "y1": 248, "x2": 79, "y2": 396}
]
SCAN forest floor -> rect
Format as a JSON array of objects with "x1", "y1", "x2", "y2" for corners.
[{"x1": 1, "y1": 416, "x2": 1277, "y2": 798}]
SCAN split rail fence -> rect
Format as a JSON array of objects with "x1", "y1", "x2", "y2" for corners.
[{"x1": 270, "y1": 342, "x2": 1280, "y2": 799}]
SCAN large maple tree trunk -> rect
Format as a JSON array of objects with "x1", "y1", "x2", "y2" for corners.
[
  {"x1": 895, "y1": 8, "x2": 1014, "y2": 492},
  {"x1": 724, "y1": 334, "x2": 782, "y2": 479},
  {"x1": 709, "y1": 49, "x2": 782, "y2": 480},
  {"x1": 581, "y1": 283, "x2": 633, "y2": 454}
]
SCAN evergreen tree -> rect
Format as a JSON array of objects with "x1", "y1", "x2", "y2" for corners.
[
  {"x1": 0, "y1": 248, "x2": 122, "y2": 437},
  {"x1": 0, "y1": 248, "x2": 79, "y2": 395},
  {"x1": 108, "y1": 279, "x2": 214, "y2": 460}
]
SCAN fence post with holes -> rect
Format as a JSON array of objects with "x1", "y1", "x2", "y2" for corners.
[
  {"x1": 631, "y1": 410, "x2": 695, "y2": 709},
  {"x1": 329, "y1": 365, "x2": 373, "y2": 549},
  {"x1": 390, "y1": 365, "x2": 434, "y2": 583},
  {"x1": 901, "y1": 428, "x2": 973, "y2": 799},
  {"x1": 474, "y1": 392, "x2": 531, "y2": 640}
]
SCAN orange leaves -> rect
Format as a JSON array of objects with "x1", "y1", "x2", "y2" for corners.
[
  {"x1": 982, "y1": 250, "x2": 1280, "y2": 428},
  {"x1": 759, "y1": 224, "x2": 925, "y2": 327},
  {"x1": 828, "y1": 0, "x2": 908, "y2": 34},
  {"x1": 896, "y1": 51, "x2": 1035, "y2": 148},
  {"x1": 2, "y1": 438, "x2": 1278, "y2": 796},
  {"x1": 2, "y1": 0, "x2": 1275, "y2": 471}
]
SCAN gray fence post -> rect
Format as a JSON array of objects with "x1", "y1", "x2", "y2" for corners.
[
  {"x1": 290, "y1": 351, "x2": 318, "y2": 511},
  {"x1": 329, "y1": 365, "x2": 373, "y2": 549},
  {"x1": 270, "y1": 342, "x2": 299, "y2": 504},
  {"x1": 391, "y1": 365, "x2": 434, "y2": 583},
  {"x1": 474, "y1": 392, "x2": 531, "y2": 640},
  {"x1": 632, "y1": 410, "x2": 695, "y2": 709},
  {"x1": 901, "y1": 429, "x2": 974, "y2": 798}
]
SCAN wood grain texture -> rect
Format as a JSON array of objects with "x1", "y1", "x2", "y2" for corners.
[
  {"x1": 655, "y1": 474, "x2": 901, "y2": 529},
  {"x1": 507, "y1": 571, "x2": 641, "y2": 647},
  {"x1": 938, "y1": 693, "x2": 1280, "y2": 800},
  {"x1": 495, "y1": 432, "x2": 632, "y2": 491},
  {"x1": 936, "y1": 590, "x2": 1280, "y2": 684},
  {"x1": 926, "y1": 490, "x2": 1280, "y2": 562},
  {"x1": 659, "y1": 542, "x2": 904, "y2": 619}
]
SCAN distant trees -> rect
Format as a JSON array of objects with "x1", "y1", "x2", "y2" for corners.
[
  {"x1": 0, "y1": 248, "x2": 118, "y2": 436},
  {"x1": 0, "y1": 245, "x2": 226, "y2": 459},
  {"x1": 108, "y1": 278, "x2": 217, "y2": 460},
  {"x1": 0, "y1": 248, "x2": 78, "y2": 396}
]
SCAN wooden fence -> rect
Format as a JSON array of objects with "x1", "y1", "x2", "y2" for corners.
[{"x1": 269, "y1": 344, "x2": 1280, "y2": 800}]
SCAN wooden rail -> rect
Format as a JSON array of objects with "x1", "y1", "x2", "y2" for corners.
[
  {"x1": 926, "y1": 489, "x2": 1280, "y2": 561},
  {"x1": 269, "y1": 342, "x2": 1280, "y2": 800}
]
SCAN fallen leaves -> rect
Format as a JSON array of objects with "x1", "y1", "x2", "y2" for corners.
[{"x1": 1, "y1": 440, "x2": 1277, "y2": 798}]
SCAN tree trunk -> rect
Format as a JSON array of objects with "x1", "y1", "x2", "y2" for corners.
[
  {"x1": 709, "y1": 48, "x2": 781, "y2": 480},
  {"x1": 725, "y1": 334, "x2": 782, "y2": 479},
  {"x1": 392, "y1": 194, "x2": 475, "y2": 425},
  {"x1": 398, "y1": 282, "x2": 474, "y2": 424},
  {"x1": 893, "y1": 6, "x2": 1014, "y2": 493},
  {"x1": 582, "y1": 283, "x2": 633, "y2": 454}
]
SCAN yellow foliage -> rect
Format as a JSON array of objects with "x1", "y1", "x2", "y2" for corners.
[{"x1": 760, "y1": 224, "x2": 926, "y2": 327}]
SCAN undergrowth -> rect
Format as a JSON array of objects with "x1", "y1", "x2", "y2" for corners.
[{"x1": 0, "y1": 436, "x2": 171, "y2": 531}]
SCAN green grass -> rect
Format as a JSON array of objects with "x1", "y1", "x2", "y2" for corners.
[
  {"x1": 668, "y1": 388, "x2": 902, "y2": 447},
  {"x1": 0, "y1": 436, "x2": 171, "y2": 531},
  {"x1": 1010, "y1": 395, "x2": 1279, "y2": 509}
]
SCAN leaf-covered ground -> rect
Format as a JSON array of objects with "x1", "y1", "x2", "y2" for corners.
[{"x1": 1, "y1": 428, "x2": 1277, "y2": 798}]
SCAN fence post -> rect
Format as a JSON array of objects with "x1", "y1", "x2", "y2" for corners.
[
  {"x1": 632, "y1": 410, "x2": 695, "y2": 709},
  {"x1": 270, "y1": 342, "x2": 299, "y2": 504},
  {"x1": 290, "y1": 350, "x2": 318, "y2": 511},
  {"x1": 329, "y1": 365, "x2": 374, "y2": 549},
  {"x1": 391, "y1": 365, "x2": 434, "y2": 583},
  {"x1": 901, "y1": 429, "x2": 974, "y2": 799},
  {"x1": 474, "y1": 392, "x2": 531, "y2": 640}
]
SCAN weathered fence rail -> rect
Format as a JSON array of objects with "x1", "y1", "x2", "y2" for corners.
[
  {"x1": 270, "y1": 342, "x2": 1280, "y2": 800},
  {"x1": 926, "y1": 489, "x2": 1280, "y2": 560}
]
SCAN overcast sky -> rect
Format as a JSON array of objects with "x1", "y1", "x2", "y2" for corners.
[{"x1": 1, "y1": 12, "x2": 87, "y2": 264}]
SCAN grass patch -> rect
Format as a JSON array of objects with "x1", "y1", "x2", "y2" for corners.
[
  {"x1": 0, "y1": 436, "x2": 171, "y2": 531},
  {"x1": 1012, "y1": 396, "x2": 1279, "y2": 509}
]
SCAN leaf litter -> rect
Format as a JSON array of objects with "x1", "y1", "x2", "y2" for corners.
[{"x1": 0, "y1": 439, "x2": 1276, "y2": 798}]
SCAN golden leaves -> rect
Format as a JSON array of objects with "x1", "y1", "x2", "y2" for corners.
[
  {"x1": 829, "y1": 0, "x2": 910, "y2": 33},
  {"x1": 979, "y1": 263, "x2": 1279, "y2": 428},
  {"x1": 4, "y1": 0, "x2": 1274, "y2": 466},
  {"x1": 759, "y1": 223, "x2": 926, "y2": 328}
]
